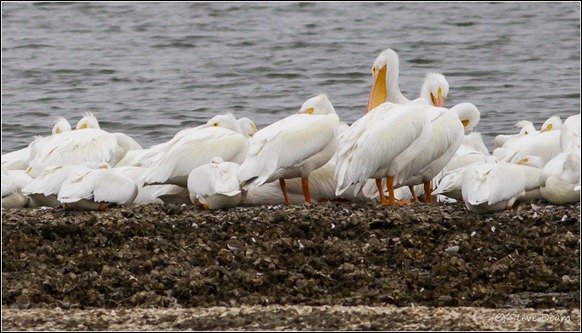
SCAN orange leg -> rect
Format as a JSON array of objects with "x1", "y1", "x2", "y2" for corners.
[
  {"x1": 279, "y1": 178, "x2": 290, "y2": 205},
  {"x1": 376, "y1": 178, "x2": 389, "y2": 205},
  {"x1": 409, "y1": 185, "x2": 418, "y2": 202},
  {"x1": 301, "y1": 177, "x2": 312, "y2": 204},
  {"x1": 424, "y1": 181, "x2": 432, "y2": 203},
  {"x1": 386, "y1": 176, "x2": 397, "y2": 206}
]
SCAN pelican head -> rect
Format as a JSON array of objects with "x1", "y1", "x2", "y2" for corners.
[
  {"x1": 516, "y1": 120, "x2": 536, "y2": 135},
  {"x1": 540, "y1": 116, "x2": 562, "y2": 132},
  {"x1": 205, "y1": 113, "x2": 242, "y2": 133},
  {"x1": 367, "y1": 48, "x2": 400, "y2": 113},
  {"x1": 298, "y1": 93, "x2": 337, "y2": 115},
  {"x1": 450, "y1": 102, "x2": 480, "y2": 132},
  {"x1": 52, "y1": 116, "x2": 72, "y2": 135},
  {"x1": 420, "y1": 73, "x2": 449, "y2": 107},
  {"x1": 76, "y1": 112, "x2": 100, "y2": 130},
  {"x1": 237, "y1": 117, "x2": 258, "y2": 138}
]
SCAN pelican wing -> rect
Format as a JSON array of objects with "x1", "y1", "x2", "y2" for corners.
[{"x1": 239, "y1": 113, "x2": 339, "y2": 186}]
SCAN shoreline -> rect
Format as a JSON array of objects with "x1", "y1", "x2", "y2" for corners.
[{"x1": 2, "y1": 200, "x2": 580, "y2": 330}]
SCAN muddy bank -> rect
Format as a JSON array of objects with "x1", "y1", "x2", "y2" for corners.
[{"x1": 2, "y1": 200, "x2": 579, "y2": 312}]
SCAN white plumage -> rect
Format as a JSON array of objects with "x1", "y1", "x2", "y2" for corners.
[
  {"x1": 335, "y1": 103, "x2": 431, "y2": 205},
  {"x1": 540, "y1": 153, "x2": 580, "y2": 205},
  {"x1": 1, "y1": 167, "x2": 33, "y2": 208},
  {"x1": 238, "y1": 93, "x2": 340, "y2": 204},
  {"x1": 461, "y1": 157, "x2": 542, "y2": 213},
  {"x1": 58, "y1": 165, "x2": 138, "y2": 210},
  {"x1": 366, "y1": 48, "x2": 449, "y2": 112},
  {"x1": 141, "y1": 114, "x2": 249, "y2": 187},
  {"x1": 188, "y1": 157, "x2": 243, "y2": 209}
]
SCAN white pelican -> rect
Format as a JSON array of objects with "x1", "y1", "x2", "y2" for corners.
[
  {"x1": 238, "y1": 93, "x2": 341, "y2": 205},
  {"x1": 141, "y1": 113, "x2": 249, "y2": 187},
  {"x1": 1, "y1": 167, "x2": 33, "y2": 208},
  {"x1": 540, "y1": 153, "x2": 580, "y2": 205},
  {"x1": 23, "y1": 162, "x2": 108, "y2": 207},
  {"x1": 2, "y1": 116, "x2": 71, "y2": 171},
  {"x1": 335, "y1": 103, "x2": 432, "y2": 205},
  {"x1": 560, "y1": 113, "x2": 581, "y2": 154},
  {"x1": 461, "y1": 157, "x2": 542, "y2": 213},
  {"x1": 395, "y1": 103, "x2": 475, "y2": 202},
  {"x1": 493, "y1": 125, "x2": 562, "y2": 166},
  {"x1": 26, "y1": 127, "x2": 141, "y2": 177},
  {"x1": 58, "y1": 164, "x2": 138, "y2": 210},
  {"x1": 237, "y1": 117, "x2": 258, "y2": 138},
  {"x1": 111, "y1": 164, "x2": 187, "y2": 205},
  {"x1": 366, "y1": 48, "x2": 449, "y2": 112},
  {"x1": 494, "y1": 120, "x2": 537, "y2": 148},
  {"x1": 75, "y1": 111, "x2": 101, "y2": 129},
  {"x1": 187, "y1": 157, "x2": 243, "y2": 209},
  {"x1": 362, "y1": 103, "x2": 479, "y2": 203}
]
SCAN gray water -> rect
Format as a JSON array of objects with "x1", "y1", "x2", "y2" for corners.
[{"x1": 2, "y1": 2, "x2": 580, "y2": 154}]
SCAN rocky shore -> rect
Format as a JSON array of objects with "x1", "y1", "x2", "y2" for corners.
[{"x1": 2, "y1": 200, "x2": 580, "y2": 330}]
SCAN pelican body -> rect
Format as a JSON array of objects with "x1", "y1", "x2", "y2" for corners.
[{"x1": 238, "y1": 94, "x2": 340, "y2": 204}]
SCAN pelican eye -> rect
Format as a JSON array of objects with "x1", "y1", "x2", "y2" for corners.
[
  {"x1": 306, "y1": 107, "x2": 314, "y2": 114},
  {"x1": 212, "y1": 123, "x2": 219, "y2": 127},
  {"x1": 524, "y1": 131, "x2": 529, "y2": 135},
  {"x1": 461, "y1": 119, "x2": 470, "y2": 127}
]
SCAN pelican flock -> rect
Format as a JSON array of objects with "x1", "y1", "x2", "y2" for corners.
[{"x1": 2, "y1": 48, "x2": 579, "y2": 213}]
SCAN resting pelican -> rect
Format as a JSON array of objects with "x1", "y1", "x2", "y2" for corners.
[
  {"x1": 238, "y1": 93, "x2": 341, "y2": 205},
  {"x1": 141, "y1": 113, "x2": 249, "y2": 187},
  {"x1": 494, "y1": 120, "x2": 537, "y2": 148},
  {"x1": 2, "y1": 116, "x2": 71, "y2": 171},
  {"x1": 560, "y1": 113, "x2": 581, "y2": 154},
  {"x1": 461, "y1": 157, "x2": 542, "y2": 213},
  {"x1": 366, "y1": 48, "x2": 449, "y2": 112},
  {"x1": 76, "y1": 111, "x2": 101, "y2": 129},
  {"x1": 23, "y1": 162, "x2": 109, "y2": 207},
  {"x1": 188, "y1": 157, "x2": 243, "y2": 209},
  {"x1": 495, "y1": 130, "x2": 561, "y2": 166},
  {"x1": 540, "y1": 153, "x2": 580, "y2": 205},
  {"x1": 26, "y1": 127, "x2": 141, "y2": 177},
  {"x1": 58, "y1": 164, "x2": 138, "y2": 210},
  {"x1": 1, "y1": 167, "x2": 33, "y2": 208},
  {"x1": 237, "y1": 117, "x2": 258, "y2": 138},
  {"x1": 335, "y1": 103, "x2": 432, "y2": 205}
]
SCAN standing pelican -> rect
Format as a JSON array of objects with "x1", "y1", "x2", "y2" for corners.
[
  {"x1": 238, "y1": 93, "x2": 340, "y2": 205},
  {"x1": 335, "y1": 103, "x2": 432, "y2": 206},
  {"x1": 366, "y1": 48, "x2": 449, "y2": 112}
]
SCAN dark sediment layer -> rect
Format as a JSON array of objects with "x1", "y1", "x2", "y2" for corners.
[{"x1": 2, "y1": 201, "x2": 580, "y2": 311}]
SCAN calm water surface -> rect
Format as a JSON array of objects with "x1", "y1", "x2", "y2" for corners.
[{"x1": 2, "y1": 2, "x2": 580, "y2": 154}]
